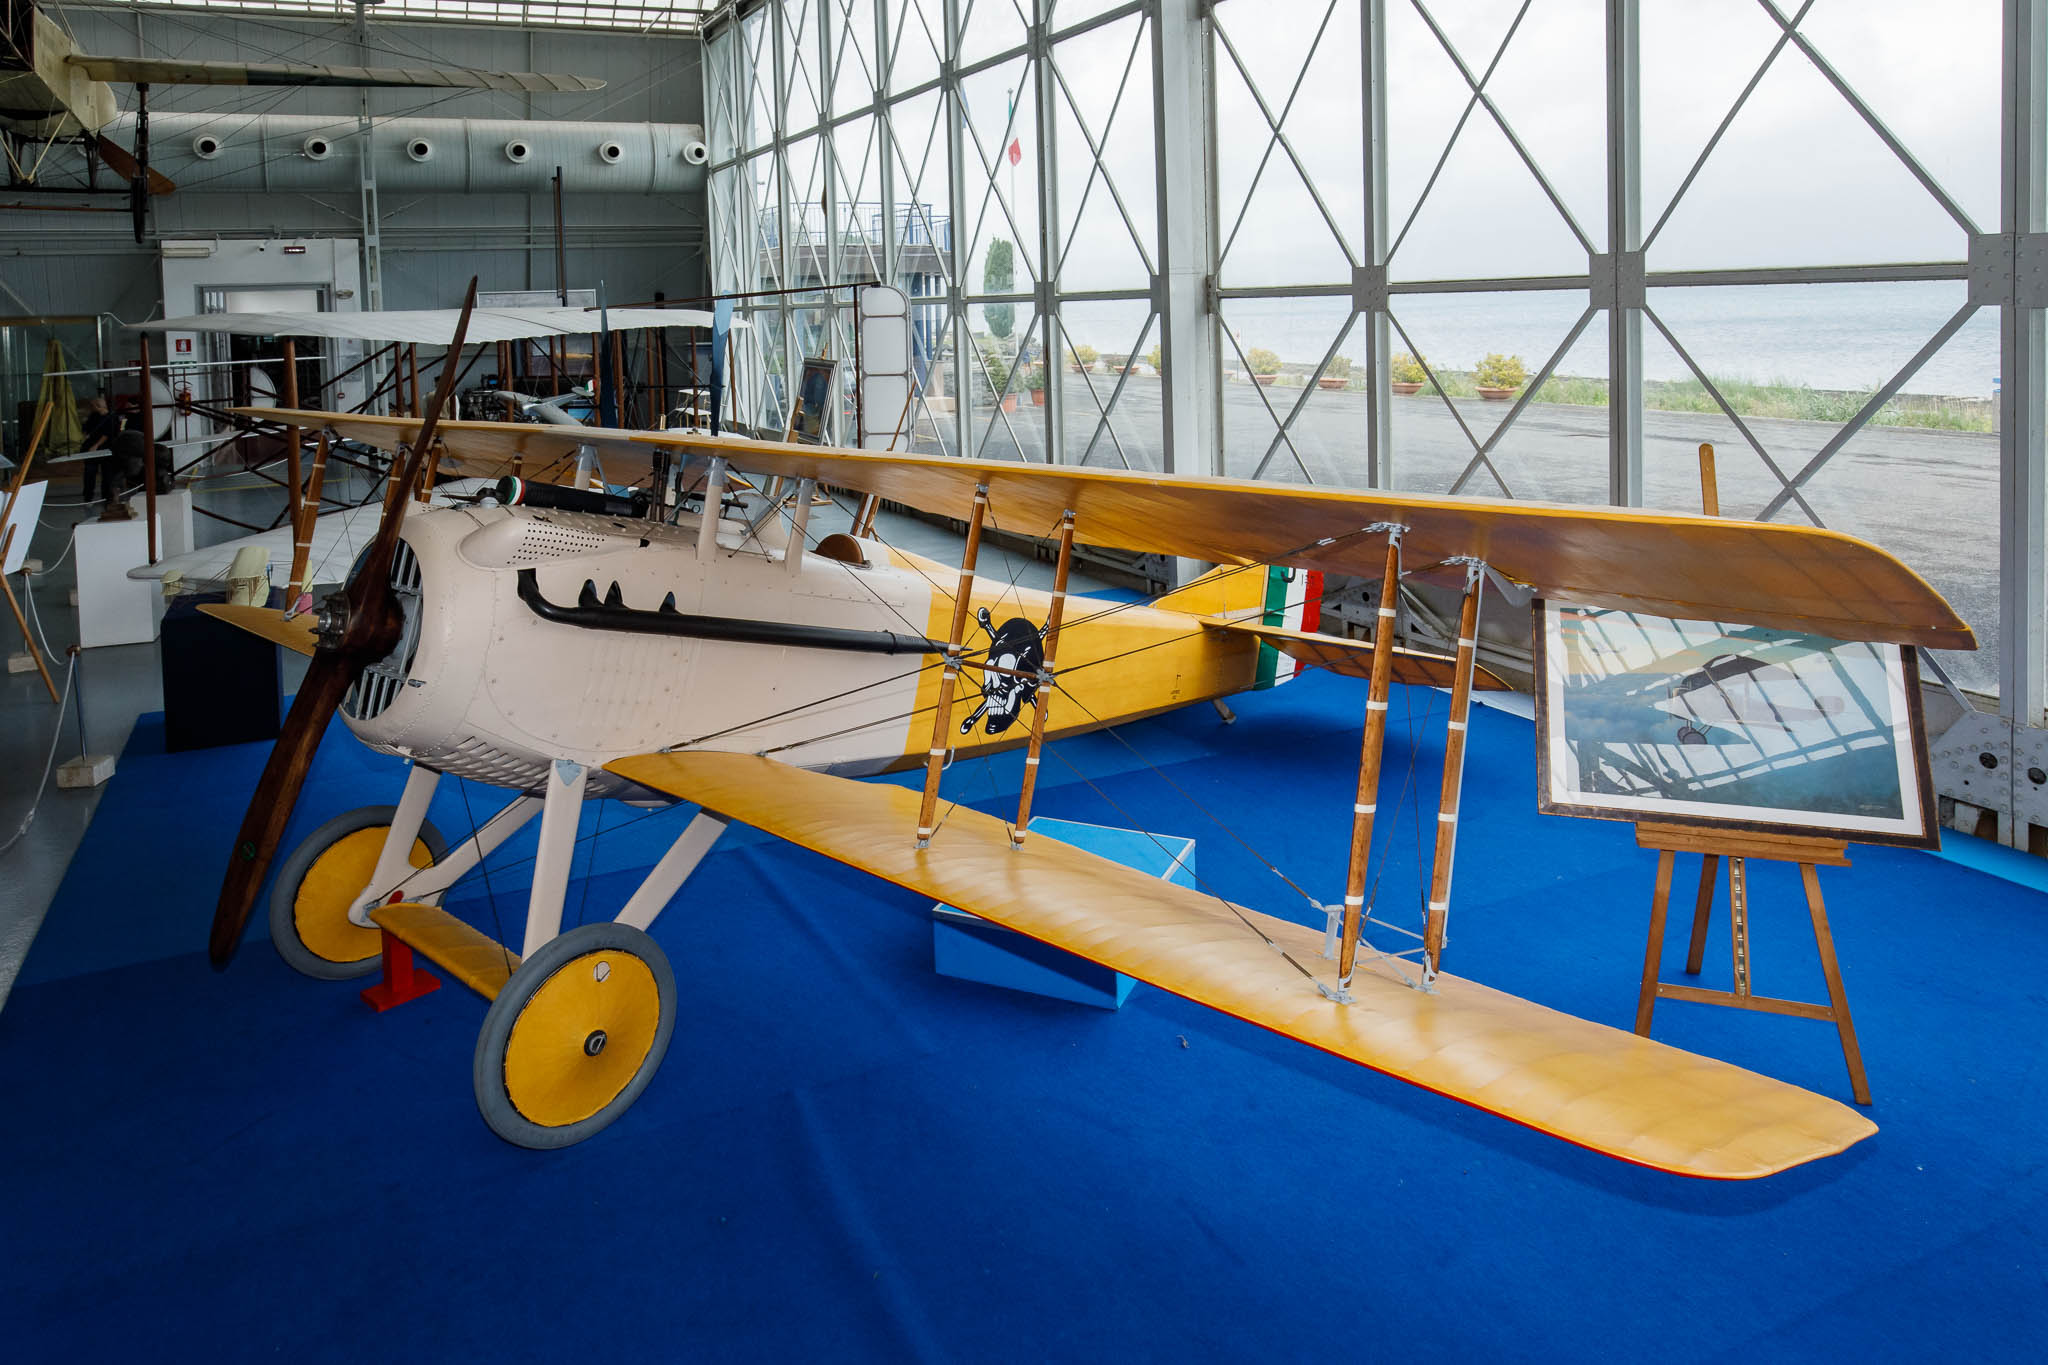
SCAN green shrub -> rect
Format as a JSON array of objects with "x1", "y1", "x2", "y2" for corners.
[
  {"x1": 1390, "y1": 351, "x2": 1427, "y2": 384},
  {"x1": 1067, "y1": 344, "x2": 1098, "y2": 370},
  {"x1": 1324, "y1": 354, "x2": 1353, "y2": 380},
  {"x1": 1146, "y1": 344, "x2": 1162, "y2": 371},
  {"x1": 1246, "y1": 346, "x2": 1281, "y2": 375},
  {"x1": 1474, "y1": 352, "x2": 1528, "y2": 390},
  {"x1": 1022, "y1": 363, "x2": 1045, "y2": 392}
]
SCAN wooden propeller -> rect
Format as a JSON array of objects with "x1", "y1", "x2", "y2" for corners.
[{"x1": 207, "y1": 279, "x2": 479, "y2": 969}]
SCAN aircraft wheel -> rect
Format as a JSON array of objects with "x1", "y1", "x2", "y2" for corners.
[
  {"x1": 473, "y1": 922, "x2": 675, "y2": 1149},
  {"x1": 269, "y1": 806, "x2": 446, "y2": 980},
  {"x1": 1677, "y1": 724, "x2": 1708, "y2": 746}
]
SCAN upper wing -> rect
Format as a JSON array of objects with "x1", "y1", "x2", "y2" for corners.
[
  {"x1": 271, "y1": 408, "x2": 1973, "y2": 649},
  {"x1": 604, "y1": 749, "x2": 1876, "y2": 1180},
  {"x1": 68, "y1": 55, "x2": 604, "y2": 93}
]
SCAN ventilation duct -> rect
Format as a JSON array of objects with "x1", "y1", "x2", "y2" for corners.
[{"x1": 107, "y1": 113, "x2": 709, "y2": 195}]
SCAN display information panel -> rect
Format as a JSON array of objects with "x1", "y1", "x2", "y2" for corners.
[{"x1": 1534, "y1": 601, "x2": 1937, "y2": 848}]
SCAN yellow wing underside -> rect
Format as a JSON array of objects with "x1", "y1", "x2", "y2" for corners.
[
  {"x1": 604, "y1": 750, "x2": 1876, "y2": 1180},
  {"x1": 258, "y1": 408, "x2": 1973, "y2": 650}
]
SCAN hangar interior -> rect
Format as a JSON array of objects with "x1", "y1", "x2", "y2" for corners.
[{"x1": 1, "y1": 2, "x2": 2045, "y2": 1359}]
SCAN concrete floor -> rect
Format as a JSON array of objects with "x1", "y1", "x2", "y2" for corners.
[{"x1": 0, "y1": 467, "x2": 1107, "y2": 1014}]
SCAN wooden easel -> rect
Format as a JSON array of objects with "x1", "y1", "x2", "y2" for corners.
[{"x1": 1633, "y1": 821, "x2": 1871, "y2": 1105}]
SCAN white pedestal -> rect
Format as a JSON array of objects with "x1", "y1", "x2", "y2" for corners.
[
  {"x1": 126, "y1": 489, "x2": 193, "y2": 560},
  {"x1": 75, "y1": 516, "x2": 163, "y2": 648}
]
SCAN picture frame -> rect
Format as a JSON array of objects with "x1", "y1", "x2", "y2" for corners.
[
  {"x1": 791, "y1": 357, "x2": 838, "y2": 444},
  {"x1": 1532, "y1": 600, "x2": 1939, "y2": 849}
]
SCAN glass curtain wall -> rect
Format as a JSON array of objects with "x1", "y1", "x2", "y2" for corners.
[
  {"x1": 706, "y1": 0, "x2": 1162, "y2": 469},
  {"x1": 708, "y1": 0, "x2": 2043, "y2": 708}
]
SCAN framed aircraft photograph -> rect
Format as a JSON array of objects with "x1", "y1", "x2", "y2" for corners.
[
  {"x1": 791, "y1": 356, "x2": 838, "y2": 443},
  {"x1": 1533, "y1": 600, "x2": 1938, "y2": 848}
]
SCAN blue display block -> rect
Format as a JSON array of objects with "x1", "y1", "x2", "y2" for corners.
[{"x1": 932, "y1": 818, "x2": 1197, "y2": 1010}]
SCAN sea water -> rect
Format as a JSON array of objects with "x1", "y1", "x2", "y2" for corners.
[{"x1": 1047, "y1": 280, "x2": 2004, "y2": 398}]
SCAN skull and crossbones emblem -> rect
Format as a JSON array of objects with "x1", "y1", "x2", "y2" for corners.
[{"x1": 961, "y1": 608, "x2": 1046, "y2": 736}]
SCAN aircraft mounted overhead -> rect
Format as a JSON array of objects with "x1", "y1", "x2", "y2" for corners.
[
  {"x1": 0, "y1": 0, "x2": 604, "y2": 240},
  {"x1": 190, "y1": 284, "x2": 1976, "y2": 1175}
]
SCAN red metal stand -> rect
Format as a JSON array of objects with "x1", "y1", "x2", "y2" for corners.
[{"x1": 359, "y1": 931, "x2": 442, "y2": 1013}]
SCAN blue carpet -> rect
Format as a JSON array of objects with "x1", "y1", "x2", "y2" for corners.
[{"x1": 3, "y1": 671, "x2": 2045, "y2": 1362}]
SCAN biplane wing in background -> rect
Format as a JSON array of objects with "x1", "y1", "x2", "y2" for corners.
[{"x1": 200, "y1": 394, "x2": 1968, "y2": 1174}]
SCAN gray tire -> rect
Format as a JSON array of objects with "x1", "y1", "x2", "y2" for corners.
[
  {"x1": 268, "y1": 805, "x2": 447, "y2": 981},
  {"x1": 472, "y1": 921, "x2": 676, "y2": 1149}
]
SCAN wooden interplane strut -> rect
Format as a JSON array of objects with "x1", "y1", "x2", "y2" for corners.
[
  {"x1": 916, "y1": 483, "x2": 989, "y2": 846},
  {"x1": 1011, "y1": 508, "x2": 1075, "y2": 848},
  {"x1": 1422, "y1": 563, "x2": 1485, "y2": 982},
  {"x1": 1334, "y1": 529, "x2": 1405, "y2": 990}
]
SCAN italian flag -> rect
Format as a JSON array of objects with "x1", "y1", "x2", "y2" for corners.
[{"x1": 1254, "y1": 564, "x2": 1322, "y2": 688}]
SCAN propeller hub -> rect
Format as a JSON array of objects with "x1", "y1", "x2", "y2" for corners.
[{"x1": 312, "y1": 593, "x2": 350, "y2": 651}]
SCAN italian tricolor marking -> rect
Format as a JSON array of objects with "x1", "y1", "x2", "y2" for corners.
[{"x1": 1254, "y1": 565, "x2": 1322, "y2": 688}]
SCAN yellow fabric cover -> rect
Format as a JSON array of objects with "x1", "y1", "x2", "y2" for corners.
[
  {"x1": 197, "y1": 604, "x2": 318, "y2": 657},
  {"x1": 501, "y1": 950, "x2": 662, "y2": 1127},
  {"x1": 370, "y1": 902, "x2": 521, "y2": 1000},
  {"x1": 262, "y1": 408, "x2": 1971, "y2": 648},
  {"x1": 604, "y1": 750, "x2": 1878, "y2": 1180},
  {"x1": 296, "y1": 829, "x2": 432, "y2": 964}
]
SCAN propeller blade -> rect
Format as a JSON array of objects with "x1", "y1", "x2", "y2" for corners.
[
  {"x1": 349, "y1": 279, "x2": 477, "y2": 622},
  {"x1": 208, "y1": 279, "x2": 476, "y2": 969},
  {"x1": 92, "y1": 136, "x2": 175, "y2": 194},
  {"x1": 207, "y1": 652, "x2": 356, "y2": 967}
]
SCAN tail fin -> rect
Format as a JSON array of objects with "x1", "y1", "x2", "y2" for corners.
[{"x1": 1155, "y1": 563, "x2": 1324, "y2": 689}]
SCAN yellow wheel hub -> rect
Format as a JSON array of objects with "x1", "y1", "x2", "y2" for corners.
[
  {"x1": 294, "y1": 828, "x2": 433, "y2": 965},
  {"x1": 502, "y1": 951, "x2": 662, "y2": 1128}
]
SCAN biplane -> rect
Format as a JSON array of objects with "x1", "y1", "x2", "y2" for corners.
[
  {"x1": 196, "y1": 291, "x2": 1973, "y2": 1176},
  {"x1": 0, "y1": 0, "x2": 602, "y2": 239}
]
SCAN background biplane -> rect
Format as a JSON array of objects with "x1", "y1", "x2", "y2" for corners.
[
  {"x1": 0, "y1": 0, "x2": 602, "y2": 240},
  {"x1": 195, "y1": 290, "x2": 1971, "y2": 1175}
]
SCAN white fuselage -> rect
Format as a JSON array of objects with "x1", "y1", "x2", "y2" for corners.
[{"x1": 342, "y1": 502, "x2": 940, "y2": 796}]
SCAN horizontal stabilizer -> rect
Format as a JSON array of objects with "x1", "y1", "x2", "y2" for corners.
[
  {"x1": 604, "y1": 750, "x2": 1876, "y2": 1179},
  {"x1": 1202, "y1": 617, "x2": 1512, "y2": 690}
]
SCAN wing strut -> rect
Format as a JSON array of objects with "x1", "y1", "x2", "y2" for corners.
[
  {"x1": 1010, "y1": 508, "x2": 1075, "y2": 847},
  {"x1": 1422, "y1": 560, "x2": 1486, "y2": 984},
  {"x1": 916, "y1": 481, "x2": 990, "y2": 847},
  {"x1": 285, "y1": 432, "x2": 332, "y2": 613},
  {"x1": 1327, "y1": 524, "x2": 1407, "y2": 999}
]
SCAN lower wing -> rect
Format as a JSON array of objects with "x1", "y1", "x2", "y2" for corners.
[{"x1": 604, "y1": 749, "x2": 1874, "y2": 1179}]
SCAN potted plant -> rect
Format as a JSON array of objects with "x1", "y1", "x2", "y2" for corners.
[
  {"x1": 1390, "y1": 351, "x2": 1427, "y2": 395},
  {"x1": 1474, "y1": 352, "x2": 1528, "y2": 401},
  {"x1": 1024, "y1": 363, "x2": 1046, "y2": 405},
  {"x1": 1067, "y1": 344, "x2": 1098, "y2": 374},
  {"x1": 1247, "y1": 347, "x2": 1282, "y2": 385},
  {"x1": 1319, "y1": 355, "x2": 1353, "y2": 391},
  {"x1": 1146, "y1": 344, "x2": 1162, "y2": 375},
  {"x1": 983, "y1": 354, "x2": 1016, "y2": 412}
]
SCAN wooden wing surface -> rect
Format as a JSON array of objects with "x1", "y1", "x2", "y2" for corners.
[
  {"x1": 270, "y1": 408, "x2": 1972, "y2": 649},
  {"x1": 605, "y1": 750, "x2": 1878, "y2": 1180}
]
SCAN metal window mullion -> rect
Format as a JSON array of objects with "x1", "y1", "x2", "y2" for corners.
[
  {"x1": 1999, "y1": 0, "x2": 2047, "y2": 726},
  {"x1": 1606, "y1": 0, "x2": 1642, "y2": 506},
  {"x1": 1363, "y1": 0, "x2": 1390, "y2": 487},
  {"x1": 1159, "y1": 0, "x2": 1218, "y2": 487},
  {"x1": 947, "y1": 0, "x2": 971, "y2": 459},
  {"x1": 1034, "y1": 5, "x2": 1061, "y2": 464},
  {"x1": 876, "y1": 0, "x2": 898, "y2": 297}
]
